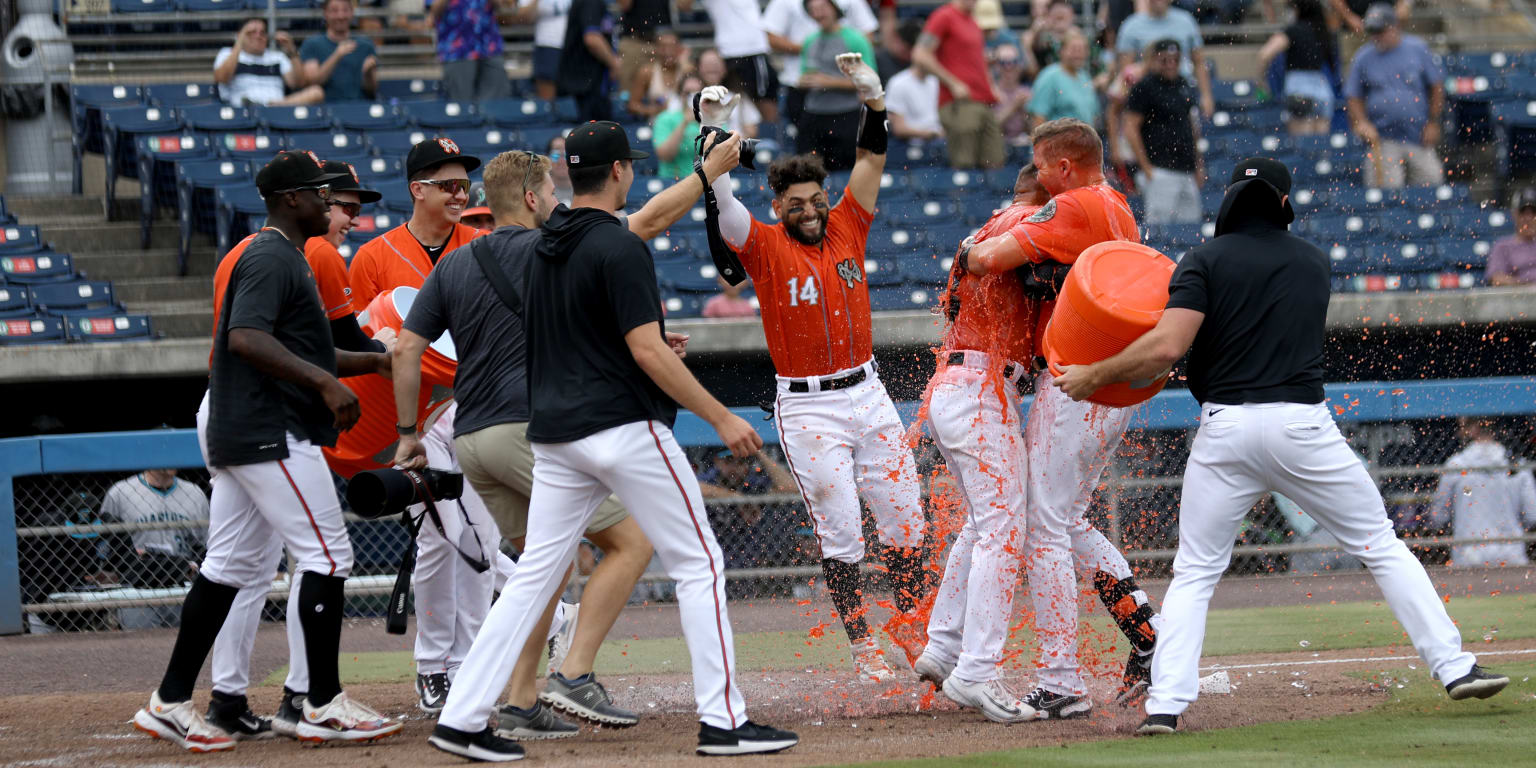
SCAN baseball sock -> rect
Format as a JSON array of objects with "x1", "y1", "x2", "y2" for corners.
[
  {"x1": 821, "y1": 558, "x2": 870, "y2": 641},
  {"x1": 298, "y1": 572, "x2": 346, "y2": 707},
  {"x1": 158, "y1": 574, "x2": 239, "y2": 703},
  {"x1": 885, "y1": 546, "x2": 930, "y2": 615},
  {"x1": 1093, "y1": 570, "x2": 1157, "y2": 654}
]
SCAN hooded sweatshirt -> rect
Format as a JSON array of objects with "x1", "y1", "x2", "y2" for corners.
[
  {"x1": 1429, "y1": 440, "x2": 1536, "y2": 568},
  {"x1": 525, "y1": 205, "x2": 677, "y2": 443}
]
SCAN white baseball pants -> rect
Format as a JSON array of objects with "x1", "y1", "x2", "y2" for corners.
[
  {"x1": 1023, "y1": 372, "x2": 1138, "y2": 696},
  {"x1": 438, "y1": 420, "x2": 747, "y2": 732},
  {"x1": 924, "y1": 354, "x2": 1029, "y2": 684},
  {"x1": 1146, "y1": 402, "x2": 1478, "y2": 717},
  {"x1": 209, "y1": 536, "x2": 302, "y2": 696},
  {"x1": 774, "y1": 361, "x2": 925, "y2": 563}
]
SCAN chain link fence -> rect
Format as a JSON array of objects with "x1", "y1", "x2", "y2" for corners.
[{"x1": 11, "y1": 414, "x2": 1536, "y2": 633}]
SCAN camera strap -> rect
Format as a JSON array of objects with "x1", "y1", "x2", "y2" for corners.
[
  {"x1": 470, "y1": 234, "x2": 529, "y2": 318},
  {"x1": 385, "y1": 475, "x2": 490, "y2": 635},
  {"x1": 692, "y1": 132, "x2": 748, "y2": 287}
]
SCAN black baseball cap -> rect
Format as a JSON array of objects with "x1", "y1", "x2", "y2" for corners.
[
  {"x1": 565, "y1": 121, "x2": 649, "y2": 170},
  {"x1": 255, "y1": 150, "x2": 349, "y2": 198},
  {"x1": 1214, "y1": 156, "x2": 1294, "y2": 235},
  {"x1": 324, "y1": 160, "x2": 382, "y2": 204},
  {"x1": 1228, "y1": 156, "x2": 1292, "y2": 196},
  {"x1": 1513, "y1": 187, "x2": 1536, "y2": 212},
  {"x1": 407, "y1": 136, "x2": 481, "y2": 178},
  {"x1": 1151, "y1": 38, "x2": 1182, "y2": 56}
]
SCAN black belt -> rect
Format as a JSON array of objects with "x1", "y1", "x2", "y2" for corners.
[
  {"x1": 786, "y1": 368, "x2": 867, "y2": 393},
  {"x1": 945, "y1": 352, "x2": 1037, "y2": 394}
]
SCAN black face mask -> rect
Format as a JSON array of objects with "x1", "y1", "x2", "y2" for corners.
[{"x1": 783, "y1": 201, "x2": 830, "y2": 246}]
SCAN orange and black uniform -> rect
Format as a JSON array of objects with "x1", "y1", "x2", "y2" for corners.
[
  {"x1": 347, "y1": 222, "x2": 483, "y2": 312},
  {"x1": 304, "y1": 237, "x2": 354, "y2": 321},
  {"x1": 943, "y1": 202, "x2": 1043, "y2": 368}
]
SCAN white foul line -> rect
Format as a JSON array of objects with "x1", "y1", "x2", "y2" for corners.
[{"x1": 1202, "y1": 648, "x2": 1536, "y2": 672}]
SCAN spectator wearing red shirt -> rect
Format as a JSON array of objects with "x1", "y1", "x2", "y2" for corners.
[{"x1": 912, "y1": 0, "x2": 1004, "y2": 169}]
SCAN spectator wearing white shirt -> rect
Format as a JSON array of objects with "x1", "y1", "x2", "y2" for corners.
[
  {"x1": 763, "y1": 0, "x2": 878, "y2": 122},
  {"x1": 516, "y1": 0, "x2": 571, "y2": 102},
  {"x1": 697, "y1": 48, "x2": 763, "y2": 137},
  {"x1": 214, "y1": 17, "x2": 324, "y2": 107},
  {"x1": 1430, "y1": 419, "x2": 1536, "y2": 569},
  {"x1": 885, "y1": 22, "x2": 942, "y2": 141},
  {"x1": 679, "y1": 0, "x2": 782, "y2": 122}
]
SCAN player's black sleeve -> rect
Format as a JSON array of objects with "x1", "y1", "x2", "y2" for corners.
[
  {"x1": 1166, "y1": 248, "x2": 1210, "y2": 313},
  {"x1": 329, "y1": 314, "x2": 385, "y2": 353}
]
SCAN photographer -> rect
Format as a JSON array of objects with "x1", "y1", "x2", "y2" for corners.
[
  {"x1": 391, "y1": 138, "x2": 744, "y2": 748},
  {"x1": 695, "y1": 58, "x2": 933, "y2": 683}
]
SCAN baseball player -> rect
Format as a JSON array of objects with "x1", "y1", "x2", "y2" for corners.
[
  {"x1": 1050, "y1": 157, "x2": 1511, "y2": 735},
  {"x1": 961, "y1": 118, "x2": 1159, "y2": 716},
  {"x1": 700, "y1": 58, "x2": 931, "y2": 682},
  {"x1": 461, "y1": 181, "x2": 496, "y2": 231},
  {"x1": 914, "y1": 166, "x2": 1049, "y2": 722},
  {"x1": 133, "y1": 151, "x2": 400, "y2": 752},
  {"x1": 428, "y1": 121, "x2": 798, "y2": 760}
]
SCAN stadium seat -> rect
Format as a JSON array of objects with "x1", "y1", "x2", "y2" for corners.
[
  {"x1": 660, "y1": 291, "x2": 704, "y2": 318},
  {"x1": 455, "y1": 127, "x2": 521, "y2": 159},
  {"x1": 898, "y1": 252, "x2": 951, "y2": 287},
  {"x1": 175, "y1": 0, "x2": 243, "y2": 11},
  {"x1": 145, "y1": 82, "x2": 216, "y2": 109},
  {"x1": 0, "y1": 250, "x2": 75, "y2": 284},
  {"x1": 867, "y1": 226, "x2": 924, "y2": 257},
  {"x1": 376, "y1": 78, "x2": 442, "y2": 103},
  {"x1": 863, "y1": 256, "x2": 905, "y2": 287},
  {"x1": 1395, "y1": 185, "x2": 1469, "y2": 209},
  {"x1": 177, "y1": 158, "x2": 253, "y2": 267},
  {"x1": 658, "y1": 260, "x2": 721, "y2": 292},
  {"x1": 1299, "y1": 212, "x2": 1374, "y2": 242},
  {"x1": 552, "y1": 97, "x2": 580, "y2": 123},
  {"x1": 256, "y1": 104, "x2": 333, "y2": 133},
  {"x1": 30, "y1": 280, "x2": 121, "y2": 317},
  {"x1": 111, "y1": 0, "x2": 171, "y2": 12},
  {"x1": 0, "y1": 196, "x2": 12, "y2": 226},
  {"x1": 71, "y1": 84, "x2": 144, "y2": 173},
  {"x1": 0, "y1": 225, "x2": 43, "y2": 253},
  {"x1": 480, "y1": 98, "x2": 555, "y2": 127},
  {"x1": 1212, "y1": 79, "x2": 1259, "y2": 110},
  {"x1": 179, "y1": 103, "x2": 259, "y2": 133},
  {"x1": 0, "y1": 285, "x2": 31, "y2": 317},
  {"x1": 379, "y1": 185, "x2": 416, "y2": 216},
  {"x1": 0, "y1": 315, "x2": 66, "y2": 346},
  {"x1": 405, "y1": 101, "x2": 484, "y2": 131},
  {"x1": 1438, "y1": 238, "x2": 1495, "y2": 271},
  {"x1": 884, "y1": 198, "x2": 960, "y2": 228},
  {"x1": 888, "y1": 139, "x2": 947, "y2": 169},
  {"x1": 136, "y1": 133, "x2": 214, "y2": 249},
  {"x1": 352, "y1": 156, "x2": 404, "y2": 181},
  {"x1": 64, "y1": 313, "x2": 155, "y2": 342},
  {"x1": 331, "y1": 101, "x2": 409, "y2": 131},
  {"x1": 347, "y1": 210, "x2": 401, "y2": 240},
  {"x1": 1504, "y1": 74, "x2": 1536, "y2": 100},
  {"x1": 101, "y1": 106, "x2": 182, "y2": 214},
  {"x1": 650, "y1": 232, "x2": 697, "y2": 260},
  {"x1": 517, "y1": 126, "x2": 571, "y2": 155},
  {"x1": 868, "y1": 283, "x2": 935, "y2": 312},
  {"x1": 367, "y1": 129, "x2": 428, "y2": 158},
  {"x1": 216, "y1": 185, "x2": 269, "y2": 256},
  {"x1": 1444, "y1": 51, "x2": 1519, "y2": 78},
  {"x1": 209, "y1": 131, "x2": 283, "y2": 159},
  {"x1": 282, "y1": 130, "x2": 367, "y2": 155}
]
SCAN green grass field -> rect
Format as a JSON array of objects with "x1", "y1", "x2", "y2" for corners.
[{"x1": 272, "y1": 592, "x2": 1536, "y2": 686}]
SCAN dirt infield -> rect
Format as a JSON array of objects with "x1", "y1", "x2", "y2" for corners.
[{"x1": 0, "y1": 567, "x2": 1530, "y2": 767}]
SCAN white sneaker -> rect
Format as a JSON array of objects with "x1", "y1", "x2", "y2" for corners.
[
  {"x1": 132, "y1": 690, "x2": 237, "y2": 752},
  {"x1": 852, "y1": 637, "x2": 896, "y2": 683},
  {"x1": 913, "y1": 650, "x2": 956, "y2": 688},
  {"x1": 297, "y1": 692, "x2": 404, "y2": 743},
  {"x1": 941, "y1": 676, "x2": 1036, "y2": 724},
  {"x1": 547, "y1": 601, "x2": 579, "y2": 676}
]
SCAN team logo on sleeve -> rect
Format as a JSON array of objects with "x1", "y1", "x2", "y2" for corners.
[
  {"x1": 835, "y1": 257, "x2": 866, "y2": 288},
  {"x1": 1026, "y1": 199, "x2": 1056, "y2": 223},
  {"x1": 437, "y1": 138, "x2": 460, "y2": 155}
]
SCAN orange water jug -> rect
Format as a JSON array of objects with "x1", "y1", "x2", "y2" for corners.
[
  {"x1": 1042, "y1": 241, "x2": 1176, "y2": 408},
  {"x1": 322, "y1": 288, "x2": 458, "y2": 478}
]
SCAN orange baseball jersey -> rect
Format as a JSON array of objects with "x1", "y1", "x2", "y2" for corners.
[
  {"x1": 944, "y1": 202, "x2": 1043, "y2": 365},
  {"x1": 1004, "y1": 184, "x2": 1140, "y2": 266},
  {"x1": 734, "y1": 188, "x2": 875, "y2": 379},
  {"x1": 209, "y1": 230, "x2": 322, "y2": 366},
  {"x1": 304, "y1": 237, "x2": 354, "y2": 320},
  {"x1": 347, "y1": 221, "x2": 482, "y2": 312}
]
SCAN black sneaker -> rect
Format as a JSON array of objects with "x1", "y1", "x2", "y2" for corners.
[
  {"x1": 418, "y1": 672, "x2": 451, "y2": 714},
  {"x1": 428, "y1": 723, "x2": 526, "y2": 762},
  {"x1": 1021, "y1": 687, "x2": 1092, "y2": 720},
  {"x1": 495, "y1": 701, "x2": 579, "y2": 741},
  {"x1": 1445, "y1": 665, "x2": 1510, "y2": 701},
  {"x1": 1136, "y1": 713, "x2": 1178, "y2": 735},
  {"x1": 205, "y1": 691, "x2": 274, "y2": 741},
  {"x1": 1114, "y1": 649, "x2": 1153, "y2": 707},
  {"x1": 696, "y1": 720, "x2": 799, "y2": 756},
  {"x1": 271, "y1": 688, "x2": 305, "y2": 738},
  {"x1": 538, "y1": 673, "x2": 638, "y2": 727}
]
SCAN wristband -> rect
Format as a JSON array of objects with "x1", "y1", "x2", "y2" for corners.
[
  {"x1": 396, "y1": 423, "x2": 417, "y2": 436},
  {"x1": 857, "y1": 106, "x2": 888, "y2": 155}
]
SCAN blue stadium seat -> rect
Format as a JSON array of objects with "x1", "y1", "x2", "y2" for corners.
[
  {"x1": 661, "y1": 291, "x2": 704, "y2": 318},
  {"x1": 0, "y1": 284, "x2": 30, "y2": 317},
  {"x1": 1328, "y1": 185, "x2": 1391, "y2": 212},
  {"x1": 136, "y1": 133, "x2": 214, "y2": 249},
  {"x1": 364, "y1": 129, "x2": 425, "y2": 159},
  {"x1": 405, "y1": 101, "x2": 484, "y2": 131},
  {"x1": 1394, "y1": 185, "x2": 1469, "y2": 209},
  {"x1": 898, "y1": 252, "x2": 952, "y2": 287},
  {"x1": 176, "y1": 0, "x2": 243, "y2": 10},
  {"x1": 177, "y1": 158, "x2": 253, "y2": 267},
  {"x1": 0, "y1": 196, "x2": 11, "y2": 226},
  {"x1": 868, "y1": 283, "x2": 936, "y2": 312},
  {"x1": 862, "y1": 256, "x2": 905, "y2": 287},
  {"x1": 145, "y1": 82, "x2": 216, "y2": 108},
  {"x1": 658, "y1": 260, "x2": 720, "y2": 292},
  {"x1": 376, "y1": 78, "x2": 442, "y2": 103},
  {"x1": 480, "y1": 98, "x2": 554, "y2": 127},
  {"x1": 282, "y1": 130, "x2": 367, "y2": 155},
  {"x1": 331, "y1": 101, "x2": 409, "y2": 131},
  {"x1": 216, "y1": 185, "x2": 269, "y2": 256},
  {"x1": 650, "y1": 232, "x2": 697, "y2": 260},
  {"x1": 379, "y1": 185, "x2": 416, "y2": 216},
  {"x1": 1444, "y1": 51, "x2": 1519, "y2": 78},
  {"x1": 552, "y1": 97, "x2": 580, "y2": 123},
  {"x1": 0, "y1": 225, "x2": 43, "y2": 253},
  {"x1": 102, "y1": 105, "x2": 182, "y2": 213},
  {"x1": 210, "y1": 131, "x2": 284, "y2": 159},
  {"x1": 455, "y1": 127, "x2": 521, "y2": 159},
  {"x1": 65, "y1": 313, "x2": 154, "y2": 342},
  {"x1": 0, "y1": 314, "x2": 65, "y2": 346},
  {"x1": 1463, "y1": 208, "x2": 1515, "y2": 239},
  {"x1": 346, "y1": 210, "x2": 402, "y2": 240},
  {"x1": 256, "y1": 104, "x2": 333, "y2": 133},
  {"x1": 1212, "y1": 79, "x2": 1259, "y2": 110},
  {"x1": 907, "y1": 167, "x2": 968, "y2": 195},
  {"x1": 71, "y1": 84, "x2": 143, "y2": 168},
  {"x1": 884, "y1": 198, "x2": 959, "y2": 228},
  {"x1": 1298, "y1": 212, "x2": 1374, "y2": 242},
  {"x1": 1379, "y1": 210, "x2": 1453, "y2": 239},
  {"x1": 518, "y1": 126, "x2": 571, "y2": 156},
  {"x1": 352, "y1": 156, "x2": 404, "y2": 181},
  {"x1": 179, "y1": 103, "x2": 259, "y2": 133},
  {"x1": 111, "y1": 0, "x2": 171, "y2": 11},
  {"x1": 0, "y1": 250, "x2": 74, "y2": 284},
  {"x1": 1504, "y1": 74, "x2": 1536, "y2": 100},
  {"x1": 888, "y1": 139, "x2": 947, "y2": 169},
  {"x1": 1430, "y1": 238, "x2": 1492, "y2": 271},
  {"x1": 867, "y1": 226, "x2": 924, "y2": 256},
  {"x1": 30, "y1": 280, "x2": 121, "y2": 317}
]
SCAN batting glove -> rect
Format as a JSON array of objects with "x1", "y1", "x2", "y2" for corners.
[
  {"x1": 836, "y1": 53, "x2": 884, "y2": 102},
  {"x1": 698, "y1": 86, "x2": 737, "y2": 129}
]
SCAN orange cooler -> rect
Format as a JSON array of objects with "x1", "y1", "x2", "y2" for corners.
[
  {"x1": 1043, "y1": 241, "x2": 1176, "y2": 408},
  {"x1": 323, "y1": 287, "x2": 458, "y2": 478}
]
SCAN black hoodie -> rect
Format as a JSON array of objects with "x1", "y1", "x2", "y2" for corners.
[
  {"x1": 525, "y1": 204, "x2": 677, "y2": 443},
  {"x1": 1165, "y1": 182, "x2": 1330, "y2": 406}
]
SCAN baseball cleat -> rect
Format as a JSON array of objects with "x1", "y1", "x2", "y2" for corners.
[
  {"x1": 696, "y1": 720, "x2": 799, "y2": 756},
  {"x1": 429, "y1": 723, "x2": 526, "y2": 762},
  {"x1": 132, "y1": 690, "x2": 237, "y2": 753},
  {"x1": 851, "y1": 637, "x2": 896, "y2": 683},
  {"x1": 297, "y1": 691, "x2": 404, "y2": 743},
  {"x1": 495, "y1": 701, "x2": 579, "y2": 741},
  {"x1": 1136, "y1": 713, "x2": 1178, "y2": 735},
  {"x1": 204, "y1": 691, "x2": 275, "y2": 740},
  {"x1": 1445, "y1": 665, "x2": 1510, "y2": 700},
  {"x1": 539, "y1": 672, "x2": 639, "y2": 727},
  {"x1": 271, "y1": 688, "x2": 304, "y2": 738},
  {"x1": 882, "y1": 611, "x2": 928, "y2": 668},
  {"x1": 913, "y1": 650, "x2": 955, "y2": 689},
  {"x1": 1114, "y1": 649, "x2": 1154, "y2": 707},
  {"x1": 941, "y1": 676, "x2": 1035, "y2": 724},
  {"x1": 1020, "y1": 687, "x2": 1092, "y2": 720},
  {"x1": 418, "y1": 671, "x2": 451, "y2": 714},
  {"x1": 547, "y1": 602, "x2": 579, "y2": 677}
]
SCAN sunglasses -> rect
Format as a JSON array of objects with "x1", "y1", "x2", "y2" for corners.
[
  {"x1": 332, "y1": 200, "x2": 362, "y2": 217},
  {"x1": 518, "y1": 150, "x2": 541, "y2": 195},
  {"x1": 417, "y1": 178, "x2": 471, "y2": 196},
  {"x1": 275, "y1": 183, "x2": 332, "y2": 202}
]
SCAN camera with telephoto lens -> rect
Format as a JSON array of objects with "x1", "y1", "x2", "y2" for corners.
[
  {"x1": 346, "y1": 467, "x2": 464, "y2": 519},
  {"x1": 692, "y1": 93, "x2": 762, "y2": 170}
]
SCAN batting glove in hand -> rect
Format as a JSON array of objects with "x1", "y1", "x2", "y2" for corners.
[
  {"x1": 698, "y1": 86, "x2": 737, "y2": 129},
  {"x1": 836, "y1": 53, "x2": 884, "y2": 102},
  {"x1": 954, "y1": 235, "x2": 976, "y2": 274}
]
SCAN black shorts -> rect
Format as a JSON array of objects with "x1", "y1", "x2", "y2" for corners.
[{"x1": 725, "y1": 53, "x2": 781, "y2": 102}]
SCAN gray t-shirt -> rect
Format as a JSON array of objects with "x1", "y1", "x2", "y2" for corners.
[{"x1": 404, "y1": 225, "x2": 535, "y2": 437}]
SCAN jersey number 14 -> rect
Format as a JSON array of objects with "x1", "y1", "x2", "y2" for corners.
[{"x1": 787, "y1": 276, "x2": 819, "y2": 307}]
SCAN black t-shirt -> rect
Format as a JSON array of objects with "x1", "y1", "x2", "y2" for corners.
[
  {"x1": 207, "y1": 229, "x2": 339, "y2": 466},
  {"x1": 525, "y1": 205, "x2": 676, "y2": 443},
  {"x1": 404, "y1": 225, "x2": 535, "y2": 436},
  {"x1": 621, "y1": 0, "x2": 670, "y2": 39},
  {"x1": 558, "y1": 0, "x2": 615, "y2": 96},
  {"x1": 1284, "y1": 22, "x2": 1335, "y2": 72},
  {"x1": 1127, "y1": 74, "x2": 1199, "y2": 173},
  {"x1": 1166, "y1": 223, "x2": 1330, "y2": 406}
]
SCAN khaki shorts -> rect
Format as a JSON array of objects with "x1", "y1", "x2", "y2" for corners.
[
  {"x1": 455, "y1": 422, "x2": 628, "y2": 541},
  {"x1": 939, "y1": 99, "x2": 1006, "y2": 170},
  {"x1": 617, "y1": 37, "x2": 658, "y2": 96}
]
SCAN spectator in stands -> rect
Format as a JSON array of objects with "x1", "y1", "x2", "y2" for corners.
[
  {"x1": 764, "y1": 0, "x2": 879, "y2": 125},
  {"x1": 1098, "y1": 0, "x2": 1136, "y2": 53},
  {"x1": 1028, "y1": 29, "x2": 1100, "y2": 128},
  {"x1": 557, "y1": 0, "x2": 621, "y2": 122},
  {"x1": 430, "y1": 0, "x2": 513, "y2": 103},
  {"x1": 631, "y1": 29, "x2": 693, "y2": 117},
  {"x1": 214, "y1": 18, "x2": 324, "y2": 107},
  {"x1": 655, "y1": 74, "x2": 706, "y2": 179},
  {"x1": 516, "y1": 0, "x2": 570, "y2": 102},
  {"x1": 698, "y1": 48, "x2": 762, "y2": 137},
  {"x1": 461, "y1": 181, "x2": 495, "y2": 230},
  {"x1": 703, "y1": 275, "x2": 759, "y2": 317},
  {"x1": 885, "y1": 22, "x2": 943, "y2": 141},
  {"x1": 1345, "y1": 4, "x2": 1443, "y2": 189},
  {"x1": 1125, "y1": 39, "x2": 1203, "y2": 224},
  {"x1": 795, "y1": 0, "x2": 877, "y2": 171},
  {"x1": 912, "y1": 0, "x2": 1005, "y2": 169},
  {"x1": 616, "y1": 0, "x2": 674, "y2": 118},
  {"x1": 1429, "y1": 418, "x2": 1536, "y2": 568},
  {"x1": 699, "y1": 449, "x2": 801, "y2": 586},
  {"x1": 973, "y1": 0, "x2": 1019, "y2": 53},
  {"x1": 1257, "y1": 0, "x2": 1338, "y2": 136},
  {"x1": 1115, "y1": 0, "x2": 1214, "y2": 118},
  {"x1": 1021, "y1": 0, "x2": 1074, "y2": 75},
  {"x1": 1329, "y1": 0, "x2": 1411, "y2": 66},
  {"x1": 1487, "y1": 188, "x2": 1536, "y2": 286},
  {"x1": 100, "y1": 470, "x2": 210, "y2": 627},
  {"x1": 547, "y1": 134, "x2": 573, "y2": 205},
  {"x1": 680, "y1": 0, "x2": 782, "y2": 123},
  {"x1": 300, "y1": 0, "x2": 378, "y2": 102},
  {"x1": 991, "y1": 44, "x2": 1033, "y2": 146}
]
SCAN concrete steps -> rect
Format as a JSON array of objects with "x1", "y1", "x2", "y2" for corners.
[
  {"x1": 73, "y1": 249, "x2": 215, "y2": 281},
  {"x1": 122, "y1": 300, "x2": 211, "y2": 339},
  {"x1": 111, "y1": 276, "x2": 212, "y2": 304}
]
